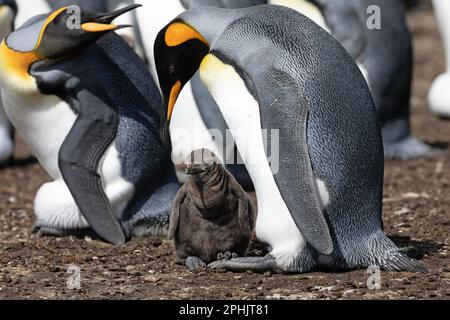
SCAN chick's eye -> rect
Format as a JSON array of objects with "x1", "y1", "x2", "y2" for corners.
[{"x1": 168, "y1": 64, "x2": 175, "y2": 75}]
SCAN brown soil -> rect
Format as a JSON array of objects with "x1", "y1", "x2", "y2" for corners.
[{"x1": 0, "y1": 7, "x2": 449, "y2": 300}]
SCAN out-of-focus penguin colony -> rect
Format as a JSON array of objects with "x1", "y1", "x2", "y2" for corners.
[{"x1": 0, "y1": 0, "x2": 449, "y2": 297}]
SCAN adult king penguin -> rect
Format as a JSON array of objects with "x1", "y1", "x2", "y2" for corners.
[
  {"x1": 154, "y1": 5, "x2": 426, "y2": 273},
  {"x1": 0, "y1": 0, "x2": 16, "y2": 165},
  {"x1": 0, "y1": 5, "x2": 179, "y2": 244},
  {"x1": 428, "y1": 0, "x2": 450, "y2": 117},
  {"x1": 269, "y1": 0, "x2": 439, "y2": 160}
]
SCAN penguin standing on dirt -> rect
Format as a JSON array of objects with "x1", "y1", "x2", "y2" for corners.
[
  {"x1": 0, "y1": 0, "x2": 16, "y2": 166},
  {"x1": 0, "y1": 5, "x2": 179, "y2": 244},
  {"x1": 169, "y1": 149, "x2": 256, "y2": 271},
  {"x1": 429, "y1": 0, "x2": 450, "y2": 117},
  {"x1": 270, "y1": 0, "x2": 440, "y2": 159},
  {"x1": 154, "y1": 5, "x2": 426, "y2": 273}
]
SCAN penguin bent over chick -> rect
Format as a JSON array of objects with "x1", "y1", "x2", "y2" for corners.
[
  {"x1": 154, "y1": 5, "x2": 426, "y2": 273},
  {"x1": 0, "y1": 5, "x2": 179, "y2": 244},
  {"x1": 169, "y1": 149, "x2": 256, "y2": 271}
]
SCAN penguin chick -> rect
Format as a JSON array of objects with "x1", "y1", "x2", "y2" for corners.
[
  {"x1": 428, "y1": 0, "x2": 450, "y2": 117},
  {"x1": 0, "y1": 0, "x2": 16, "y2": 166},
  {"x1": 168, "y1": 149, "x2": 256, "y2": 271}
]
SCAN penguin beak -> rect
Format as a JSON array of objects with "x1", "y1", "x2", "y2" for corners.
[
  {"x1": 185, "y1": 167, "x2": 207, "y2": 175},
  {"x1": 81, "y1": 4, "x2": 141, "y2": 33}
]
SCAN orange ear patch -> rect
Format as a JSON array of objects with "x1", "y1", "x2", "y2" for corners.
[{"x1": 165, "y1": 22, "x2": 208, "y2": 47}]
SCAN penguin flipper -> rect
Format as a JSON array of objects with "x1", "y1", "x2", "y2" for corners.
[
  {"x1": 59, "y1": 90, "x2": 125, "y2": 245},
  {"x1": 168, "y1": 185, "x2": 187, "y2": 240},
  {"x1": 251, "y1": 67, "x2": 333, "y2": 255}
]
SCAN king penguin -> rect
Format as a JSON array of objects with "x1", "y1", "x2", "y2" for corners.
[
  {"x1": 0, "y1": 0, "x2": 16, "y2": 165},
  {"x1": 269, "y1": 0, "x2": 440, "y2": 160},
  {"x1": 121, "y1": 0, "x2": 264, "y2": 189},
  {"x1": 154, "y1": 5, "x2": 426, "y2": 273},
  {"x1": 0, "y1": 5, "x2": 179, "y2": 244},
  {"x1": 428, "y1": 0, "x2": 450, "y2": 117}
]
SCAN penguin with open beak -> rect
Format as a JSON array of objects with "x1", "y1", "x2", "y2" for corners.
[
  {"x1": 0, "y1": 4, "x2": 179, "y2": 245},
  {"x1": 0, "y1": 0, "x2": 16, "y2": 166},
  {"x1": 154, "y1": 5, "x2": 426, "y2": 273},
  {"x1": 270, "y1": 0, "x2": 441, "y2": 159}
]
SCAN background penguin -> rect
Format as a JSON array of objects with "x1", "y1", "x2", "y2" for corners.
[
  {"x1": 112, "y1": 0, "x2": 259, "y2": 189},
  {"x1": 169, "y1": 149, "x2": 256, "y2": 271},
  {"x1": 269, "y1": 0, "x2": 440, "y2": 160},
  {"x1": 0, "y1": 0, "x2": 16, "y2": 166},
  {"x1": 154, "y1": 5, "x2": 426, "y2": 273},
  {"x1": 0, "y1": 5, "x2": 179, "y2": 244},
  {"x1": 428, "y1": 0, "x2": 450, "y2": 117}
]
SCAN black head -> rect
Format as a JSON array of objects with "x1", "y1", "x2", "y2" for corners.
[
  {"x1": 5, "y1": 4, "x2": 140, "y2": 58},
  {"x1": 154, "y1": 19, "x2": 209, "y2": 139}
]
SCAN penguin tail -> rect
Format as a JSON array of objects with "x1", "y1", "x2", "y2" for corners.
[
  {"x1": 380, "y1": 249, "x2": 428, "y2": 273},
  {"x1": 367, "y1": 231, "x2": 428, "y2": 273}
]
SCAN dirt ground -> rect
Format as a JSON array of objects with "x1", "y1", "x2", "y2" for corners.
[{"x1": 0, "y1": 6, "x2": 449, "y2": 300}]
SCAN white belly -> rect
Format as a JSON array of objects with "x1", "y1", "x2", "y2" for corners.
[
  {"x1": 1, "y1": 88, "x2": 76, "y2": 178},
  {"x1": 200, "y1": 54, "x2": 306, "y2": 268}
]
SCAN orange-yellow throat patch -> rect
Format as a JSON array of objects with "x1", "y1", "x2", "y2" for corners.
[{"x1": 0, "y1": 41, "x2": 40, "y2": 87}]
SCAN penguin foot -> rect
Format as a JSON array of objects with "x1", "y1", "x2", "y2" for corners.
[
  {"x1": 33, "y1": 225, "x2": 99, "y2": 240},
  {"x1": 384, "y1": 137, "x2": 444, "y2": 160},
  {"x1": 217, "y1": 252, "x2": 238, "y2": 261},
  {"x1": 208, "y1": 255, "x2": 282, "y2": 273},
  {"x1": 186, "y1": 256, "x2": 207, "y2": 272}
]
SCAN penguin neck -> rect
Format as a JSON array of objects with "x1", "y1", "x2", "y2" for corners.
[
  {"x1": 0, "y1": 41, "x2": 40, "y2": 93},
  {"x1": 187, "y1": 167, "x2": 228, "y2": 211}
]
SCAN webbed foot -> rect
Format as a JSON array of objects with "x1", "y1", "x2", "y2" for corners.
[{"x1": 208, "y1": 255, "x2": 283, "y2": 273}]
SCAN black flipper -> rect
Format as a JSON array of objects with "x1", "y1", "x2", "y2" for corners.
[
  {"x1": 59, "y1": 89, "x2": 125, "y2": 245},
  {"x1": 251, "y1": 67, "x2": 333, "y2": 255}
]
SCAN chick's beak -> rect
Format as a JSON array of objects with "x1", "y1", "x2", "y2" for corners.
[{"x1": 81, "y1": 4, "x2": 141, "y2": 33}]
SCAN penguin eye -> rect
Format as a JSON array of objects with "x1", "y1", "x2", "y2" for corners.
[{"x1": 168, "y1": 64, "x2": 175, "y2": 75}]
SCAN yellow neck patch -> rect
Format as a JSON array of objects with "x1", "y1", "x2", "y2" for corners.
[
  {"x1": 165, "y1": 22, "x2": 208, "y2": 47},
  {"x1": 0, "y1": 41, "x2": 40, "y2": 91}
]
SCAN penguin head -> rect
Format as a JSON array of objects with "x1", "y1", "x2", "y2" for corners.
[
  {"x1": 154, "y1": 19, "x2": 210, "y2": 128},
  {"x1": 185, "y1": 149, "x2": 221, "y2": 183},
  {"x1": 0, "y1": 0, "x2": 17, "y2": 32},
  {"x1": 0, "y1": 4, "x2": 140, "y2": 92}
]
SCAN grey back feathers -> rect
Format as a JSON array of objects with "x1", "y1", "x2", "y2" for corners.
[{"x1": 169, "y1": 149, "x2": 256, "y2": 264}]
